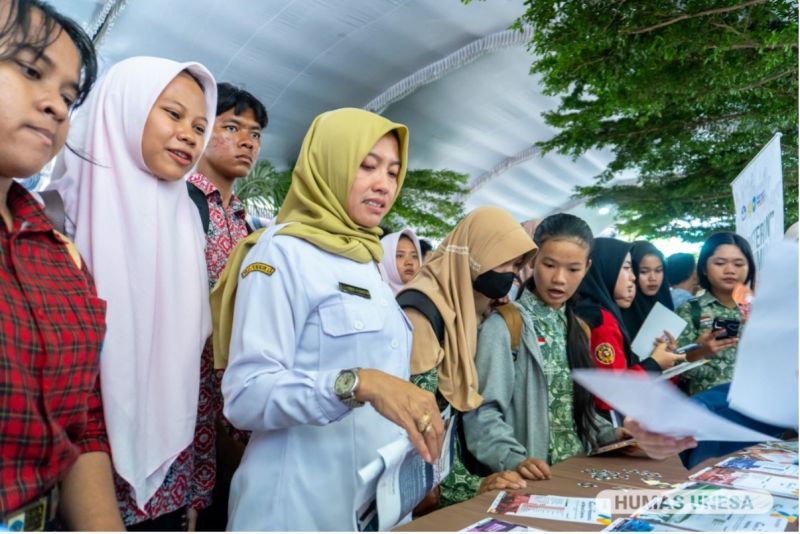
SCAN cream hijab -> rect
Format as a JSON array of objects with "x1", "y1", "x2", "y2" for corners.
[
  {"x1": 379, "y1": 228, "x2": 422, "y2": 294},
  {"x1": 276, "y1": 108, "x2": 409, "y2": 263},
  {"x1": 49, "y1": 57, "x2": 216, "y2": 509},
  {"x1": 406, "y1": 206, "x2": 536, "y2": 411}
]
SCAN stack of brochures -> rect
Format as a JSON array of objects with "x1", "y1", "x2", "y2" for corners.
[{"x1": 603, "y1": 440, "x2": 799, "y2": 532}]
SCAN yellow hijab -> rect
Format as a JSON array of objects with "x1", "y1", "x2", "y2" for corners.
[
  {"x1": 211, "y1": 108, "x2": 408, "y2": 368},
  {"x1": 276, "y1": 108, "x2": 409, "y2": 263},
  {"x1": 406, "y1": 206, "x2": 537, "y2": 411}
]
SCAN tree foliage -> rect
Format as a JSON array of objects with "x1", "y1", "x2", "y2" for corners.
[
  {"x1": 235, "y1": 161, "x2": 467, "y2": 239},
  {"x1": 510, "y1": 0, "x2": 798, "y2": 241}
]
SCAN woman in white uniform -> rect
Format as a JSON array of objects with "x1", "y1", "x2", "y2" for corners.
[{"x1": 221, "y1": 108, "x2": 443, "y2": 531}]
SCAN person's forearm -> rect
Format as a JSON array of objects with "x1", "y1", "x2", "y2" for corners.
[{"x1": 60, "y1": 451, "x2": 125, "y2": 531}]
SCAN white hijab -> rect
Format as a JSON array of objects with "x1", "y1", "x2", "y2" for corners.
[
  {"x1": 379, "y1": 228, "x2": 422, "y2": 295},
  {"x1": 49, "y1": 57, "x2": 216, "y2": 509}
]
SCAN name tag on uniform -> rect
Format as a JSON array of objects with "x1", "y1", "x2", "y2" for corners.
[{"x1": 338, "y1": 282, "x2": 371, "y2": 300}]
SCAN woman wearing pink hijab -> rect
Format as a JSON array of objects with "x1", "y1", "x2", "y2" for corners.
[
  {"x1": 379, "y1": 228, "x2": 423, "y2": 294},
  {"x1": 49, "y1": 56, "x2": 217, "y2": 530}
]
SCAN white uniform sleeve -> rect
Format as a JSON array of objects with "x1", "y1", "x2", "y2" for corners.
[{"x1": 221, "y1": 237, "x2": 349, "y2": 431}]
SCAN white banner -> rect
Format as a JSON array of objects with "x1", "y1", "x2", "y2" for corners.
[{"x1": 731, "y1": 133, "x2": 784, "y2": 270}]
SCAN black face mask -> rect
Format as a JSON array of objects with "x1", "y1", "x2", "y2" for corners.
[{"x1": 473, "y1": 270, "x2": 516, "y2": 299}]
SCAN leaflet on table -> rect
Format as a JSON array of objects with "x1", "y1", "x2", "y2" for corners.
[
  {"x1": 603, "y1": 517, "x2": 689, "y2": 532},
  {"x1": 716, "y1": 455, "x2": 799, "y2": 478},
  {"x1": 460, "y1": 517, "x2": 541, "y2": 532},
  {"x1": 727, "y1": 240, "x2": 798, "y2": 428},
  {"x1": 634, "y1": 482, "x2": 795, "y2": 532},
  {"x1": 743, "y1": 444, "x2": 799, "y2": 465},
  {"x1": 487, "y1": 492, "x2": 612, "y2": 526},
  {"x1": 748, "y1": 440, "x2": 799, "y2": 453},
  {"x1": 631, "y1": 302, "x2": 687, "y2": 360},
  {"x1": 658, "y1": 360, "x2": 706, "y2": 381},
  {"x1": 571, "y1": 369, "x2": 777, "y2": 442},
  {"x1": 354, "y1": 407, "x2": 456, "y2": 531},
  {"x1": 689, "y1": 466, "x2": 799, "y2": 498}
]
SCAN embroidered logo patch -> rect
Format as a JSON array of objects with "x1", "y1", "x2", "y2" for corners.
[
  {"x1": 241, "y1": 262, "x2": 275, "y2": 278},
  {"x1": 537, "y1": 336, "x2": 547, "y2": 346},
  {"x1": 338, "y1": 282, "x2": 371, "y2": 299},
  {"x1": 595, "y1": 342, "x2": 615, "y2": 365}
]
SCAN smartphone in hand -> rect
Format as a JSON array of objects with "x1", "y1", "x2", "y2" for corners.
[{"x1": 712, "y1": 318, "x2": 741, "y2": 340}]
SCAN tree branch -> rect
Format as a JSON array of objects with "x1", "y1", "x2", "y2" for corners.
[
  {"x1": 625, "y1": 0, "x2": 767, "y2": 35},
  {"x1": 735, "y1": 69, "x2": 795, "y2": 92}
]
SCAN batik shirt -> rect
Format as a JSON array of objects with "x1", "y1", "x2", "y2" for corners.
[
  {"x1": 523, "y1": 292, "x2": 584, "y2": 464},
  {"x1": 676, "y1": 292, "x2": 744, "y2": 396}
]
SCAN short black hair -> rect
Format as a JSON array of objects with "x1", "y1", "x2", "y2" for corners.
[
  {"x1": 216, "y1": 82, "x2": 268, "y2": 128},
  {"x1": 666, "y1": 252, "x2": 695, "y2": 285},
  {"x1": 419, "y1": 239, "x2": 433, "y2": 256},
  {"x1": 697, "y1": 232, "x2": 756, "y2": 291},
  {"x1": 1, "y1": 0, "x2": 97, "y2": 108}
]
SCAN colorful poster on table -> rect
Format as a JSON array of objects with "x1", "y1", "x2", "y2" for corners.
[{"x1": 730, "y1": 133, "x2": 784, "y2": 270}]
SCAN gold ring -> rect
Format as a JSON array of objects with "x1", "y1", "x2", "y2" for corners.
[
  {"x1": 422, "y1": 423, "x2": 433, "y2": 434},
  {"x1": 417, "y1": 411, "x2": 432, "y2": 434}
]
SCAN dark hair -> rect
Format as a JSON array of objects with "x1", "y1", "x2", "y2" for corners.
[
  {"x1": 526, "y1": 213, "x2": 598, "y2": 446},
  {"x1": 666, "y1": 252, "x2": 696, "y2": 286},
  {"x1": 419, "y1": 238, "x2": 433, "y2": 256},
  {"x1": 1, "y1": 0, "x2": 97, "y2": 108},
  {"x1": 697, "y1": 232, "x2": 756, "y2": 292},
  {"x1": 216, "y1": 82, "x2": 268, "y2": 128}
]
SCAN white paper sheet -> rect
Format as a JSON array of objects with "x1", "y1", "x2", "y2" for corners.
[
  {"x1": 728, "y1": 239, "x2": 799, "y2": 428},
  {"x1": 658, "y1": 359, "x2": 706, "y2": 381},
  {"x1": 631, "y1": 302, "x2": 688, "y2": 360},
  {"x1": 571, "y1": 369, "x2": 777, "y2": 442},
  {"x1": 354, "y1": 408, "x2": 456, "y2": 531}
]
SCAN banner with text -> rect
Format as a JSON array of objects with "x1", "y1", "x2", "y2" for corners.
[{"x1": 731, "y1": 133, "x2": 784, "y2": 270}]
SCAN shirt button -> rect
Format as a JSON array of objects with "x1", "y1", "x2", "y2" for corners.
[
  {"x1": 354, "y1": 320, "x2": 364, "y2": 330},
  {"x1": 380, "y1": 298, "x2": 388, "y2": 307},
  {"x1": 390, "y1": 340, "x2": 399, "y2": 349}
]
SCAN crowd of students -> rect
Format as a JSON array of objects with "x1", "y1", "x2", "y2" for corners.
[{"x1": 0, "y1": 1, "x2": 789, "y2": 532}]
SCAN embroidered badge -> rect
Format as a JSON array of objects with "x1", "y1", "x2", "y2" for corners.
[
  {"x1": 595, "y1": 342, "x2": 615, "y2": 365},
  {"x1": 241, "y1": 262, "x2": 276, "y2": 278},
  {"x1": 338, "y1": 282, "x2": 371, "y2": 299},
  {"x1": 537, "y1": 336, "x2": 547, "y2": 346}
]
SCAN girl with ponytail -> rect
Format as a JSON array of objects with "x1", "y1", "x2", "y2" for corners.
[{"x1": 464, "y1": 214, "x2": 620, "y2": 479}]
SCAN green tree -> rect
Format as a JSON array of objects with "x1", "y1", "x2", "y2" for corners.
[
  {"x1": 507, "y1": 0, "x2": 798, "y2": 241},
  {"x1": 235, "y1": 161, "x2": 467, "y2": 238},
  {"x1": 234, "y1": 159, "x2": 291, "y2": 219},
  {"x1": 384, "y1": 168, "x2": 468, "y2": 238}
]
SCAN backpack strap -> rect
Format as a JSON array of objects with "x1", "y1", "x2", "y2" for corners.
[
  {"x1": 396, "y1": 289, "x2": 445, "y2": 347},
  {"x1": 689, "y1": 298, "x2": 701, "y2": 331},
  {"x1": 39, "y1": 190, "x2": 66, "y2": 235},
  {"x1": 187, "y1": 182, "x2": 210, "y2": 235},
  {"x1": 494, "y1": 303, "x2": 523, "y2": 354}
]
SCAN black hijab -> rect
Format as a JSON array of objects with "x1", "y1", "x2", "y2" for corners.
[
  {"x1": 575, "y1": 237, "x2": 634, "y2": 362},
  {"x1": 621, "y1": 241, "x2": 675, "y2": 338}
]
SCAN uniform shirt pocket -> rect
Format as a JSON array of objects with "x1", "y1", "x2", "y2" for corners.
[{"x1": 318, "y1": 295, "x2": 384, "y2": 337}]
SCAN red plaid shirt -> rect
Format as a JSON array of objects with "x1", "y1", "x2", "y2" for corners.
[{"x1": 0, "y1": 183, "x2": 108, "y2": 515}]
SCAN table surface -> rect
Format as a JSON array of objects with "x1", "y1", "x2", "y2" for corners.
[{"x1": 395, "y1": 450, "x2": 799, "y2": 532}]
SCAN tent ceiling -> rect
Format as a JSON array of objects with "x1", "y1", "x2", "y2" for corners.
[{"x1": 52, "y1": 0, "x2": 619, "y2": 234}]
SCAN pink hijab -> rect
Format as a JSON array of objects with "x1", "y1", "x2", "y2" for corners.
[
  {"x1": 49, "y1": 57, "x2": 216, "y2": 509},
  {"x1": 379, "y1": 228, "x2": 422, "y2": 294}
]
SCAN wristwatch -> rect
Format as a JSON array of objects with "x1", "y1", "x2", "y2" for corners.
[{"x1": 334, "y1": 368, "x2": 364, "y2": 408}]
